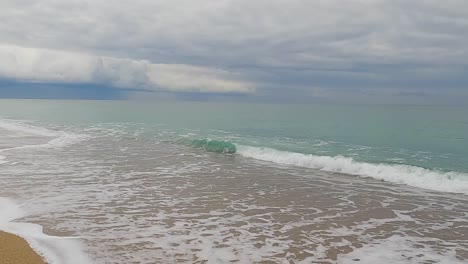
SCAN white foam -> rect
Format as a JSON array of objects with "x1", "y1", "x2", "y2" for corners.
[
  {"x1": 0, "y1": 155, "x2": 6, "y2": 164},
  {"x1": 0, "y1": 118, "x2": 88, "y2": 151},
  {"x1": 236, "y1": 145, "x2": 468, "y2": 195},
  {"x1": 38, "y1": 132, "x2": 88, "y2": 149},
  {"x1": 337, "y1": 235, "x2": 465, "y2": 264},
  {"x1": 0, "y1": 197, "x2": 92, "y2": 264},
  {"x1": 0, "y1": 118, "x2": 59, "y2": 137}
]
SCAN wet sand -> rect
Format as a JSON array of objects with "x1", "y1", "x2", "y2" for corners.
[
  {"x1": 0, "y1": 231, "x2": 46, "y2": 264},
  {"x1": 1, "y1": 127, "x2": 467, "y2": 263}
]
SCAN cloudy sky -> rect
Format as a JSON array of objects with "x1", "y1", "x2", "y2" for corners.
[{"x1": 1, "y1": 0, "x2": 467, "y2": 103}]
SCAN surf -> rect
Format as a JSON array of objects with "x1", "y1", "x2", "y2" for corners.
[
  {"x1": 0, "y1": 118, "x2": 88, "y2": 151},
  {"x1": 236, "y1": 145, "x2": 468, "y2": 195},
  {"x1": 180, "y1": 138, "x2": 237, "y2": 154},
  {"x1": 0, "y1": 197, "x2": 92, "y2": 264}
]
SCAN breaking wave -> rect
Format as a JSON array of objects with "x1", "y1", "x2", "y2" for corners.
[
  {"x1": 236, "y1": 145, "x2": 468, "y2": 195},
  {"x1": 181, "y1": 138, "x2": 237, "y2": 154}
]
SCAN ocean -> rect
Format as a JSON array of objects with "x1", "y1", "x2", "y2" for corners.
[{"x1": 0, "y1": 99, "x2": 467, "y2": 263}]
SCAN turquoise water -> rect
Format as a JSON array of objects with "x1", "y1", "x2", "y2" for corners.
[
  {"x1": 1, "y1": 99, "x2": 467, "y2": 173},
  {"x1": 1, "y1": 99, "x2": 468, "y2": 263}
]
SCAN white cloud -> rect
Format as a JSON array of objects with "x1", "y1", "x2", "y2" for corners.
[
  {"x1": 0, "y1": 44, "x2": 253, "y2": 93},
  {"x1": 147, "y1": 64, "x2": 252, "y2": 93}
]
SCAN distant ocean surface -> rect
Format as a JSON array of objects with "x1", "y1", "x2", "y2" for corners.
[{"x1": 0, "y1": 99, "x2": 467, "y2": 263}]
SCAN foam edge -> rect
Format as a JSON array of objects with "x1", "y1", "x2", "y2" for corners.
[{"x1": 0, "y1": 197, "x2": 92, "y2": 264}]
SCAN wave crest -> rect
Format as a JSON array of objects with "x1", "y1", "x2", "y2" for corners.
[
  {"x1": 183, "y1": 139, "x2": 237, "y2": 154},
  {"x1": 236, "y1": 145, "x2": 468, "y2": 195}
]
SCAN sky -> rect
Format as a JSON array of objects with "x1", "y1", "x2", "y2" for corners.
[{"x1": 0, "y1": 0, "x2": 467, "y2": 104}]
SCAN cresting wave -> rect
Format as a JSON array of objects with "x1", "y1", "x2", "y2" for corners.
[
  {"x1": 236, "y1": 145, "x2": 468, "y2": 195},
  {"x1": 176, "y1": 139, "x2": 468, "y2": 195},
  {"x1": 180, "y1": 138, "x2": 237, "y2": 154}
]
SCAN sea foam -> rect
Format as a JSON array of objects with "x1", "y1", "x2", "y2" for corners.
[
  {"x1": 0, "y1": 197, "x2": 92, "y2": 264},
  {"x1": 0, "y1": 118, "x2": 58, "y2": 137},
  {"x1": 0, "y1": 119, "x2": 91, "y2": 263},
  {"x1": 336, "y1": 235, "x2": 465, "y2": 264},
  {"x1": 0, "y1": 118, "x2": 87, "y2": 150},
  {"x1": 236, "y1": 145, "x2": 468, "y2": 195}
]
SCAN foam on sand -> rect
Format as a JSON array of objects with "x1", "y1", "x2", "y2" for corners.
[
  {"x1": 337, "y1": 235, "x2": 466, "y2": 264},
  {"x1": 0, "y1": 118, "x2": 91, "y2": 263},
  {"x1": 236, "y1": 145, "x2": 468, "y2": 195},
  {"x1": 0, "y1": 197, "x2": 92, "y2": 264}
]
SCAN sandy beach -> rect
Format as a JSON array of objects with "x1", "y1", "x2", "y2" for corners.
[
  {"x1": 0, "y1": 231, "x2": 45, "y2": 264},
  {"x1": 0, "y1": 108, "x2": 467, "y2": 263}
]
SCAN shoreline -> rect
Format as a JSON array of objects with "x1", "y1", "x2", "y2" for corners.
[
  {"x1": 0, "y1": 230, "x2": 46, "y2": 264},
  {"x1": 0, "y1": 197, "x2": 91, "y2": 264}
]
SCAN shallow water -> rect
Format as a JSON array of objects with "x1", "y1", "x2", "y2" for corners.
[{"x1": 0, "y1": 100, "x2": 467, "y2": 263}]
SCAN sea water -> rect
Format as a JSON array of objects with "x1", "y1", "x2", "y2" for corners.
[{"x1": 0, "y1": 99, "x2": 467, "y2": 263}]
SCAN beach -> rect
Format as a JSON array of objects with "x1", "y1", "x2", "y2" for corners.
[
  {"x1": 0, "y1": 101, "x2": 467, "y2": 263},
  {"x1": 0, "y1": 231, "x2": 45, "y2": 264}
]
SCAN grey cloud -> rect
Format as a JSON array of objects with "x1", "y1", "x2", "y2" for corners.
[
  {"x1": 0, "y1": 0, "x2": 467, "y2": 102},
  {"x1": 3, "y1": 0, "x2": 467, "y2": 65}
]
